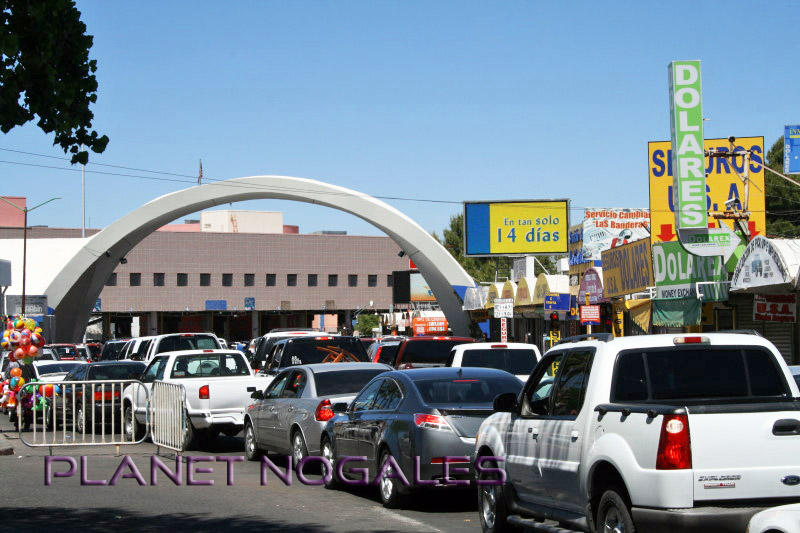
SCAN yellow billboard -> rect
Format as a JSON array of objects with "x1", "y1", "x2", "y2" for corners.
[
  {"x1": 601, "y1": 238, "x2": 655, "y2": 298},
  {"x1": 648, "y1": 136, "x2": 765, "y2": 243},
  {"x1": 464, "y1": 200, "x2": 569, "y2": 256}
]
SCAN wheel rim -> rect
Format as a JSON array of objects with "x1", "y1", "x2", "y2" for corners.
[
  {"x1": 245, "y1": 426, "x2": 255, "y2": 455},
  {"x1": 293, "y1": 433, "x2": 304, "y2": 463},
  {"x1": 481, "y1": 484, "x2": 497, "y2": 528},
  {"x1": 603, "y1": 507, "x2": 624, "y2": 533},
  {"x1": 380, "y1": 456, "x2": 395, "y2": 502},
  {"x1": 124, "y1": 410, "x2": 132, "y2": 439},
  {"x1": 322, "y1": 441, "x2": 333, "y2": 463},
  {"x1": 77, "y1": 408, "x2": 84, "y2": 433}
]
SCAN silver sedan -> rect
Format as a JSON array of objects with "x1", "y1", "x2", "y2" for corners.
[{"x1": 244, "y1": 362, "x2": 391, "y2": 464}]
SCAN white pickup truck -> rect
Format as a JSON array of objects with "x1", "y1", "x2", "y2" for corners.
[
  {"x1": 123, "y1": 349, "x2": 264, "y2": 446},
  {"x1": 475, "y1": 333, "x2": 800, "y2": 533}
]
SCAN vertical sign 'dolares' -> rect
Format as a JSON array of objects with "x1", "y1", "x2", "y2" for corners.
[{"x1": 669, "y1": 60, "x2": 707, "y2": 230}]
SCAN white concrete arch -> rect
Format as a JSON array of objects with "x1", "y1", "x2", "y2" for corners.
[{"x1": 46, "y1": 176, "x2": 477, "y2": 341}]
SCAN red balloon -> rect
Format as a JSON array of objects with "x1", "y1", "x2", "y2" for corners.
[
  {"x1": 27, "y1": 345, "x2": 39, "y2": 358},
  {"x1": 9, "y1": 368, "x2": 21, "y2": 378},
  {"x1": 18, "y1": 336, "x2": 31, "y2": 348},
  {"x1": 13, "y1": 348, "x2": 25, "y2": 360},
  {"x1": 39, "y1": 384, "x2": 54, "y2": 397}
]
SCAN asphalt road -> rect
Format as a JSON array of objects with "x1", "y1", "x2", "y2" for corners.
[{"x1": 0, "y1": 415, "x2": 481, "y2": 533}]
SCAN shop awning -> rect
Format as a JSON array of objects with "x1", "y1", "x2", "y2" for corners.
[
  {"x1": 652, "y1": 298, "x2": 701, "y2": 327},
  {"x1": 625, "y1": 299, "x2": 652, "y2": 331},
  {"x1": 515, "y1": 277, "x2": 535, "y2": 306},
  {"x1": 484, "y1": 282, "x2": 505, "y2": 309},
  {"x1": 533, "y1": 273, "x2": 570, "y2": 306},
  {"x1": 501, "y1": 280, "x2": 517, "y2": 300},
  {"x1": 462, "y1": 285, "x2": 488, "y2": 311},
  {"x1": 731, "y1": 236, "x2": 800, "y2": 293}
]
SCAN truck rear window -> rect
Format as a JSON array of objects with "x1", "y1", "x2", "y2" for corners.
[
  {"x1": 280, "y1": 339, "x2": 368, "y2": 367},
  {"x1": 171, "y1": 352, "x2": 250, "y2": 378},
  {"x1": 613, "y1": 347, "x2": 790, "y2": 402},
  {"x1": 460, "y1": 349, "x2": 537, "y2": 376},
  {"x1": 156, "y1": 335, "x2": 220, "y2": 354},
  {"x1": 401, "y1": 340, "x2": 468, "y2": 365}
]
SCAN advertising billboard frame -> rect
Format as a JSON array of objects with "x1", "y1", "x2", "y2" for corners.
[{"x1": 463, "y1": 199, "x2": 570, "y2": 257}]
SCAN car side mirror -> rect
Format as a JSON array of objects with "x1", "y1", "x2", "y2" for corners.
[
  {"x1": 530, "y1": 397, "x2": 549, "y2": 416},
  {"x1": 332, "y1": 402, "x2": 348, "y2": 414},
  {"x1": 493, "y1": 392, "x2": 518, "y2": 413},
  {"x1": 250, "y1": 390, "x2": 264, "y2": 400},
  {"x1": 246, "y1": 386, "x2": 256, "y2": 392}
]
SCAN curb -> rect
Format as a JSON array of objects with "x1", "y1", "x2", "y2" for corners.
[{"x1": 0, "y1": 434, "x2": 14, "y2": 456}]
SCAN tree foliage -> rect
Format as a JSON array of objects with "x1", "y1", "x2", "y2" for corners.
[
  {"x1": 764, "y1": 136, "x2": 800, "y2": 238},
  {"x1": 355, "y1": 313, "x2": 381, "y2": 336},
  {"x1": 433, "y1": 212, "x2": 556, "y2": 283},
  {"x1": 0, "y1": 0, "x2": 108, "y2": 164}
]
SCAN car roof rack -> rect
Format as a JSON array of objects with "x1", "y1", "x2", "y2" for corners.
[
  {"x1": 712, "y1": 329, "x2": 763, "y2": 337},
  {"x1": 554, "y1": 333, "x2": 614, "y2": 346}
]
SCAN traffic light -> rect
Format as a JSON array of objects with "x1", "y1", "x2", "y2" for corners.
[{"x1": 550, "y1": 311, "x2": 559, "y2": 323}]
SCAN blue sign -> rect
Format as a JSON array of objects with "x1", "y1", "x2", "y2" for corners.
[
  {"x1": 205, "y1": 300, "x2": 227, "y2": 311},
  {"x1": 568, "y1": 295, "x2": 579, "y2": 321},
  {"x1": 786, "y1": 125, "x2": 800, "y2": 174},
  {"x1": 93, "y1": 298, "x2": 101, "y2": 312},
  {"x1": 244, "y1": 297, "x2": 255, "y2": 310},
  {"x1": 544, "y1": 293, "x2": 570, "y2": 311}
]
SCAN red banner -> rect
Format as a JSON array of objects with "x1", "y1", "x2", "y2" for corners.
[{"x1": 754, "y1": 294, "x2": 796, "y2": 323}]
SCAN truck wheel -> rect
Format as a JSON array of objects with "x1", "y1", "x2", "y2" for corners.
[
  {"x1": 124, "y1": 405, "x2": 144, "y2": 441},
  {"x1": 478, "y1": 458, "x2": 514, "y2": 533},
  {"x1": 182, "y1": 414, "x2": 197, "y2": 450},
  {"x1": 596, "y1": 489, "x2": 635, "y2": 533},
  {"x1": 244, "y1": 422, "x2": 262, "y2": 461}
]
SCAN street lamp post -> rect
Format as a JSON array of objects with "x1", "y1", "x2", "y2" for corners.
[{"x1": 0, "y1": 196, "x2": 61, "y2": 314}]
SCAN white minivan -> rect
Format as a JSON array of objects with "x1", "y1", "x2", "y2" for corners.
[{"x1": 446, "y1": 342, "x2": 541, "y2": 382}]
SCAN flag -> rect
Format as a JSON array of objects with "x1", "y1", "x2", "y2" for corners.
[{"x1": 198, "y1": 159, "x2": 203, "y2": 184}]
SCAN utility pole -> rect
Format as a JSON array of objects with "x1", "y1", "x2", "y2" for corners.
[
  {"x1": 81, "y1": 144, "x2": 86, "y2": 238},
  {"x1": 0, "y1": 196, "x2": 61, "y2": 314}
]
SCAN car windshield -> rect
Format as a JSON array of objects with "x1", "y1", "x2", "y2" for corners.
[
  {"x1": 402, "y1": 340, "x2": 470, "y2": 365},
  {"x1": 613, "y1": 347, "x2": 791, "y2": 402},
  {"x1": 89, "y1": 364, "x2": 146, "y2": 380},
  {"x1": 460, "y1": 348, "x2": 537, "y2": 376},
  {"x1": 155, "y1": 335, "x2": 220, "y2": 354},
  {"x1": 314, "y1": 368, "x2": 389, "y2": 396},
  {"x1": 280, "y1": 338, "x2": 368, "y2": 367},
  {"x1": 51, "y1": 346, "x2": 79, "y2": 358},
  {"x1": 36, "y1": 362, "x2": 84, "y2": 375},
  {"x1": 414, "y1": 375, "x2": 523, "y2": 406},
  {"x1": 102, "y1": 342, "x2": 127, "y2": 360}
]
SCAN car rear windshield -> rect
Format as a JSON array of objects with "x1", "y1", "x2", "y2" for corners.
[
  {"x1": 314, "y1": 368, "x2": 389, "y2": 396},
  {"x1": 415, "y1": 375, "x2": 523, "y2": 406},
  {"x1": 52, "y1": 346, "x2": 79, "y2": 358},
  {"x1": 89, "y1": 364, "x2": 146, "y2": 380},
  {"x1": 613, "y1": 347, "x2": 791, "y2": 402},
  {"x1": 155, "y1": 335, "x2": 220, "y2": 354},
  {"x1": 36, "y1": 362, "x2": 84, "y2": 375},
  {"x1": 280, "y1": 338, "x2": 368, "y2": 367},
  {"x1": 402, "y1": 340, "x2": 469, "y2": 365},
  {"x1": 460, "y1": 349, "x2": 537, "y2": 376},
  {"x1": 376, "y1": 344, "x2": 400, "y2": 365},
  {"x1": 171, "y1": 352, "x2": 250, "y2": 378},
  {"x1": 101, "y1": 342, "x2": 127, "y2": 360}
]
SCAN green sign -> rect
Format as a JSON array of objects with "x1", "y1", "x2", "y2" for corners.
[
  {"x1": 669, "y1": 60, "x2": 707, "y2": 230},
  {"x1": 652, "y1": 242, "x2": 727, "y2": 300}
]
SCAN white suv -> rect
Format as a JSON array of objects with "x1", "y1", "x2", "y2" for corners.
[{"x1": 447, "y1": 342, "x2": 541, "y2": 381}]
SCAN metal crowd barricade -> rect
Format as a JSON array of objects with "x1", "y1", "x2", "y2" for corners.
[
  {"x1": 17, "y1": 380, "x2": 149, "y2": 447},
  {"x1": 150, "y1": 380, "x2": 187, "y2": 452}
]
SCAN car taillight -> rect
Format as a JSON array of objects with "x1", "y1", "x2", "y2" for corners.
[
  {"x1": 656, "y1": 414, "x2": 692, "y2": 470},
  {"x1": 401, "y1": 363, "x2": 414, "y2": 369},
  {"x1": 199, "y1": 385, "x2": 210, "y2": 400},
  {"x1": 315, "y1": 399, "x2": 334, "y2": 422},
  {"x1": 372, "y1": 346, "x2": 383, "y2": 363},
  {"x1": 414, "y1": 413, "x2": 453, "y2": 431},
  {"x1": 93, "y1": 390, "x2": 120, "y2": 401}
]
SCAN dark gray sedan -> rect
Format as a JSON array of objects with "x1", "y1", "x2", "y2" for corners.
[
  {"x1": 244, "y1": 362, "x2": 392, "y2": 464},
  {"x1": 321, "y1": 367, "x2": 523, "y2": 508}
]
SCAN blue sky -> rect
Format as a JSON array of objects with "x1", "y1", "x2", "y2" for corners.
[{"x1": 1, "y1": 1, "x2": 797, "y2": 236}]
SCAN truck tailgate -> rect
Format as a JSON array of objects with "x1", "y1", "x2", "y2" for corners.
[
  {"x1": 208, "y1": 376, "x2": 262, "y2": 417},
  {"x1": 689, "y1": 405, "x2": 800, "y2": 501}
]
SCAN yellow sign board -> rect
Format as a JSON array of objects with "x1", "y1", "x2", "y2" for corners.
[
  {"x1": 601, "y1": 238, "x2": 655, "y2": 298},
  {"x1": 648, "y1": 137, "x2": 765, "y2": 243},
  {"x1": 464, "y1": 200, "x2": 569, "y2": 256}
]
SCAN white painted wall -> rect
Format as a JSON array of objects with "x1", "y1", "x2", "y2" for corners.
[{"x1": 200, "y1": 210, "x2": 283, "y2": 234}]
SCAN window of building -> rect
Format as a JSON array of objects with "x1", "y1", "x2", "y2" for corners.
[
  {"x1": 130, "y1": 273, "x2": 141, "y2": 287},
  {"x1": 266, "y1": 273, "x2": 276, "y2": 287},
  {"x1": 105, "y1": 273, "x2": 117, "y2": 287},
  {"x1": 287, "y1": 274, "x2": 297, "y2": 287},
  {"x1": 153, "y1": 273, "x2": 165, "y2": 287},
  {"x1": 177, "y1": 273, "x2": 188, "y2": 287},
  {"x1": 348, "y1": 274, "x2": 358, "y2": 287},
  {"x1": 244, "y1": 273, "x2": 255, "y2": 287},
  {"x1": 308, "y1": 274, "x2": 318, "y2": 287},
  {"x1": 368, "y1": 274, "x2": 377, "y2": 287},
  {"x1": 328, "y1": 274, "x2": 338, "y2": 287},
  {"x1": 200, "y1": 273, "x2": 211, "y2": 287},
  {"x1": 387, "y1": 274, "x2": 393, "y2": 287},
  {"x1": 222, "y1": 273, "x2": 233, "y2": 287}
]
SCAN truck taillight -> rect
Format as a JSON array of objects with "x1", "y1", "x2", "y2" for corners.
[
  {"x1": 199, "y1": 385, "x2": 210, "y2": 400},
  {"x1": 656, "y1": 414, "x2": 692, "y2": 470},
  {"x1": 93, "y1": 390, "x2": 120, "y2": 401},
  {"x1": 673, "y1": 336, "x2": 709, "y2": 345},
  {"x1": 315, "y1": 399, "x2": 334, "y2": 421},
  {"x1": 372, "y1": 346, "x2": 383, "y2": 363}
]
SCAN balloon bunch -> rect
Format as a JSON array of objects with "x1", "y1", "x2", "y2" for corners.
[
  {"x1": 1, "y1": 316, "x2": 45, "y2": 365},
  {"x1": 0, "y1": 367, "x2": 28, "y2": 409}
]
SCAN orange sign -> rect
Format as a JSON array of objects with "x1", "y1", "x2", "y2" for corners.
[{"x1": 412, "y1": 317, "x2": 449, "y2": 336}]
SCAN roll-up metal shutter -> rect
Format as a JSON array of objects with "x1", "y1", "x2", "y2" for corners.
[{"x1": 732, "y1": 293, "x2": 795, "y2": 364}]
